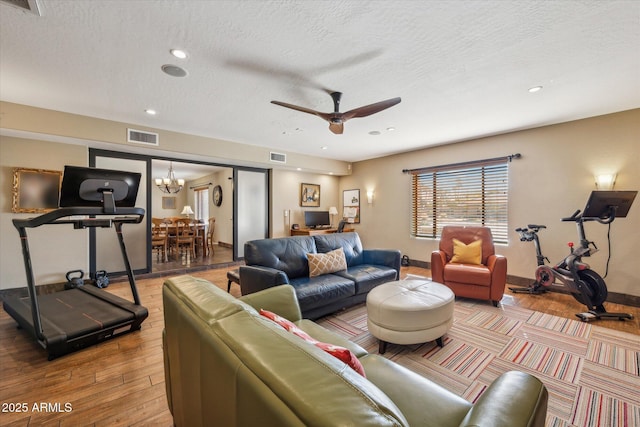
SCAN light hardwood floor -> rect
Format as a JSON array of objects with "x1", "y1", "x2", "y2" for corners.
[{"x1": 1, "y1": 265, "x2": 638, "y2": 426}]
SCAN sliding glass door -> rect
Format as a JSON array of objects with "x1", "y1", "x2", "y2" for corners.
[
  {"x1": 91, "y1": 153, "x2": 149, "y2": 274},
  {"x1": 235, "y1": 168, "x2": 269, "y2": 258}
]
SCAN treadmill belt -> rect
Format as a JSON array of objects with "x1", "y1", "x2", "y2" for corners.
[{"x1": 18, "y1": 288, "x2": 134, "y2": 339}]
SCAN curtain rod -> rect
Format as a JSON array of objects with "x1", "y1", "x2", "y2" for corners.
[
  {"x1": 402, "y1": 153, "x2": 521, "y2": 174},
  {"x1": 189, "y1": 182, "x2": 213, "y2": 190}
]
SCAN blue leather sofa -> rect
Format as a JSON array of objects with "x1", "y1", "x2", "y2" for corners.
[{"x1": 240, "y1": 232, "x2": 401, "y2": 319}]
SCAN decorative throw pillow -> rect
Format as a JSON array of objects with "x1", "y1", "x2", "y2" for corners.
[
  {"x1": 451, "y1": 238, "x2": 482, "y2": 265},
  {"x1": 259, "y1": 309, "x2": 366, "y2": 377},
  {"x1": 307, "y1": 247, "x2": 347, "y2": 277}
]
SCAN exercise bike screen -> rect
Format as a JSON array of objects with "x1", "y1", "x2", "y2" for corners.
[{"x1": 582, "y1": 190, "x2": 637, "y2": 219}]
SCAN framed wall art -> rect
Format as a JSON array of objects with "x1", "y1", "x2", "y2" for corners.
[
  {"x1": 12, "y1": 167, "x2": 62, "y2": 213},
  {"x1": 162, "y1": 196, "x2": 176, "y2": 210},
  {"x1": 342, "y1": 189, "x2": 360, "y2": 223},
  {"x1": 300, "y1": 183, "x2": 320, "y2": 207}
]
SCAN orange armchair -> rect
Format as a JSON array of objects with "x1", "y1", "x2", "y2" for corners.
[{"x1": 431, "y1": 226, "x2": 507, "y2": 306}]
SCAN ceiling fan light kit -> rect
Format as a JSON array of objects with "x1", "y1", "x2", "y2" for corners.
[{"x1": 271, "y1": 91, "x2": 401, "y2": 134}]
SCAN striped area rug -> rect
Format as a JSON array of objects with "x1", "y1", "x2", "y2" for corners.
[{"x1": 317, "y1": 298, "x2": 640, "y2": 427}]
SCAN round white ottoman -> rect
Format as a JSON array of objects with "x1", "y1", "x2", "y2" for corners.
[{"x1": 367, "y1": 279, "x2": 455, "y2": 354}]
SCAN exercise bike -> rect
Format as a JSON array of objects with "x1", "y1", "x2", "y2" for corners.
[{"x1": 510, "y1": 190, "x2": 637, "y2": 322}]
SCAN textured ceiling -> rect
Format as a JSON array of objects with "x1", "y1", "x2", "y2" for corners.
[{"x1": 1, "y1": 0, "x2": 638, "y2": 163}]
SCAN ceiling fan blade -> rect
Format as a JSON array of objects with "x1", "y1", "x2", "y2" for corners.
[
  {"x1": 329, "y1": 121, "x2": 344, "y2": 134},
  {"x1": 341, "y1": 97, "x2": 401, "y2": 121},
  {"x1": 271, "y1": 100, "x2": 323, "y2": 116}
]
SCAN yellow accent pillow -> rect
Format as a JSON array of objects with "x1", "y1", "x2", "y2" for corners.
[
  {"x1": 451, "y1": 238, "x2": 482, "y2": 265},
  {"x1": 307, "y1": 248, "x2": 347, "y2": 277}
]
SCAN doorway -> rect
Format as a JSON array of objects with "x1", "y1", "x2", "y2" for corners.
[
  {"x1": 150, "y1": 159, "x2": 234, "y2": 272},
  {"x1": 89, "y1": 149, "x2": 270, "y2": 276}
]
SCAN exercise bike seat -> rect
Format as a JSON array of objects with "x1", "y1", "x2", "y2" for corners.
[{"x1": 527, "y1": 224, "x2": 546, "y2": 230}]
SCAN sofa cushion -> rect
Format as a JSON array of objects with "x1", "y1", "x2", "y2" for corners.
[
  {"x1": 451, "y1": 238, "x2": 482, "y2": 265},
  {"x1": 289, "y1": 275, "x2": 355, "y2": 313},
  {"x1": 163, "y1": 275, "x2": 254, "y2": 324},
  {"x1": 440, "y1": 226, "x2": 495, "y2": 265},
  {"x1": 295, "y1": 319, "x2": 368, "y2": 358},
  {"x1": 244, "y1": 235, "x2": 317, "y2": 278},
  {"x1": 314, "y1": 232, "x2": 365, "y2": 266},
  {"x1": 307, "y1": 247, "x2": 348, "y2": 277},
  {"x1": 214, "y1": 310, "x2": 410, "y2": 426},
  {"x1": 336, "y1": 265, "x2": 398, "y2": 294},
  {"x1": 260, "y1": 309, "x2": 366, "y2": 377},
  {"x1": 444, "y1": 263, "x2": 492, "y2": 286}
]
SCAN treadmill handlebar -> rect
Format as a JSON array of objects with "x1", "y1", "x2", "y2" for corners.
[{"x1": 12, "y1": 207, "x2": 145, "y2": 230}]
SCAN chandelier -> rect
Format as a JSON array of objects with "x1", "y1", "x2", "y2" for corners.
[{"x1": 155, "y1": 162, "x2": 185, "y2": 193}]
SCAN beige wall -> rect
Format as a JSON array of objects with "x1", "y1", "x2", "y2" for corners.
[
  {"x1": 1, "y1": 105, "x2": 638, "y2": 299},
  {"x1": 271, "y1": 170, "x2": 340, "y2": 238},
  {"x1": 0, "y1": 135, "x2": 337, "y2": 289},
  {"x1": 342, "y1": 109, "x2": 640, "y2": 297},
  {"x1": 0, "y1": 137, "x2": 89, "y2": 288},
  {"x1": 182, "y1": 168, "x2": 234, "y2": 245},
  {"x1": 0, "y1": 101, "x2": 351, "y2": 176}
]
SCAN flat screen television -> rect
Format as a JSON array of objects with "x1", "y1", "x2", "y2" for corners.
[
  {"x1": 304, "y1": 210, "x2": 331, "y2": 228},
  {"x1": 582, "y1": 190, "x2": 637, "y2": 219},
  {"x1": 59, "y1": 165, "x2": 141, "y2": 212}
]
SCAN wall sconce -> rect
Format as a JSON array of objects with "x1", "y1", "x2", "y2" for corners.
[
  {"x1": 595, "y1": 174, "x2": 616, "y2": 190},
  {"x1": 366, "y1": 190, "x2": 374, "y2": 204}
]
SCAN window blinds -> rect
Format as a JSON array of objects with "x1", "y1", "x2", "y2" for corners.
[{"x1": 410, "y1": 160, "x2": 510, "y2": 243}]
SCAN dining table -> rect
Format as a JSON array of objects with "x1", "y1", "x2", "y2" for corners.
[{"x1": 159, "y1": 222, "x2": 208, "y2": 257}]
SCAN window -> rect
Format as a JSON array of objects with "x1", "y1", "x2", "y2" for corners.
[
  {"x1": 410, "y1": 160, "x2": 509, "y2": 243},
  {"x1": 194, "y1": 187, "x2": 209, "y2": 221}
]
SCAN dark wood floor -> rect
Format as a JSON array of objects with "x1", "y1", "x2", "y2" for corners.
[
  {"x1": 150, "y1": 243, "x2": 235, "y2": 274},
  {"x1": 1, "y1": 265, "x2": 638, "y2": 426}
]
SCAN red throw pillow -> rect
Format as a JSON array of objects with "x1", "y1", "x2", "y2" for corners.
[{"x1": 259, "y1": 309, "x2": 366, "y2": 377}]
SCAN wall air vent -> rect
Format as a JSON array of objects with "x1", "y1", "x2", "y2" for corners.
[
  {"x1": 270, "y1": 152, "x2": 287, "y2": 164},
  {"x1": 0, "y1": 0, "x2": 41, "y2": 15},
  {"x1": 127, "y1": 128, "x2": 159, "y2": 145}
]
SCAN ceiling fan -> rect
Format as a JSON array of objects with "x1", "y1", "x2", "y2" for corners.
[{"x1": 271, "y1": 92, "x2": 401, "y2": 134}]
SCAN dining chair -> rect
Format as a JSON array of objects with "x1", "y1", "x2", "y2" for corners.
[
  {"x1": 191, "y1": 220, "x2": 205, "y2": 257},
  {"x1": 207, "y1": 217, "x2": 216, "y2": 254},
  {"x1": 175, "y1": 221, "x2": 196, "y2": 259},
  {"x1": 151, "y1": 219, "x2": 168, "y2": 262}
]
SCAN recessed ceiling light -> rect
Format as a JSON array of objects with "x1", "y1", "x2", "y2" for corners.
[
  {"x1": 386, "y1": 127, "x2": 395, "y2": 131},
  {"x1": 296, "y1": 168, "x2": 302, "y2": 171},
  {"x1": 528, "y1": 86, "x2": 543, "y2": 93},
  {"x1": 170, "y1": 49, "x2": 188, "y2": 59},
  {"x1": 369, "y1": 130, "x2": 381, "y2": 136},
  {"x1": 161, "y1": 64, "x2": 188, "y2": 77},
  {"x1": 145, "y1": 109, "x2": 157, "y2": 115},
  {"x1": 321, "y1": 146, "x2": 328, "y2": 150}
]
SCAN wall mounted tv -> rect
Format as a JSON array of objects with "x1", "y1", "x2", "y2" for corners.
[{"x1": 304, "y1": 211, "x2": 330, "y2": 228}]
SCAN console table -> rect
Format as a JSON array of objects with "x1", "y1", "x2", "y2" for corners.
[{"x1": 290, "y1": 227, "x2": 353, "y2": 236}]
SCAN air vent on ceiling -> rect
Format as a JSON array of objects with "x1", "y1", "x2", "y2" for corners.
[
  {"x1": 0, "y1": 0, "x2": 41, "y2": 15},
  {"x1": 270, "y1": 152, "x2": 287, "y2": 164},
  {"x1": 127, "y1": 128, "x2": 159, "y2": 145}
]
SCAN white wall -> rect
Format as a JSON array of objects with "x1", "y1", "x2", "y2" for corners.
[{"x1": 342, "y1": 109, "x2": 640, "y2": 297}]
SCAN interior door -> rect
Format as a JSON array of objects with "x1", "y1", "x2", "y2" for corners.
[{"x1": 235, "y1": 168, "x2": 269, "y2": 258}]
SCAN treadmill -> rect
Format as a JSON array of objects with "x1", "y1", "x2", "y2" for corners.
[{"x1": 3, "y1": 166, "x2": 148, "y2": 360}]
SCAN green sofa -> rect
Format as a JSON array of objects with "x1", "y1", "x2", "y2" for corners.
[{"x1": 162, "y1": 275, "x2": 548, "y2": 427}]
